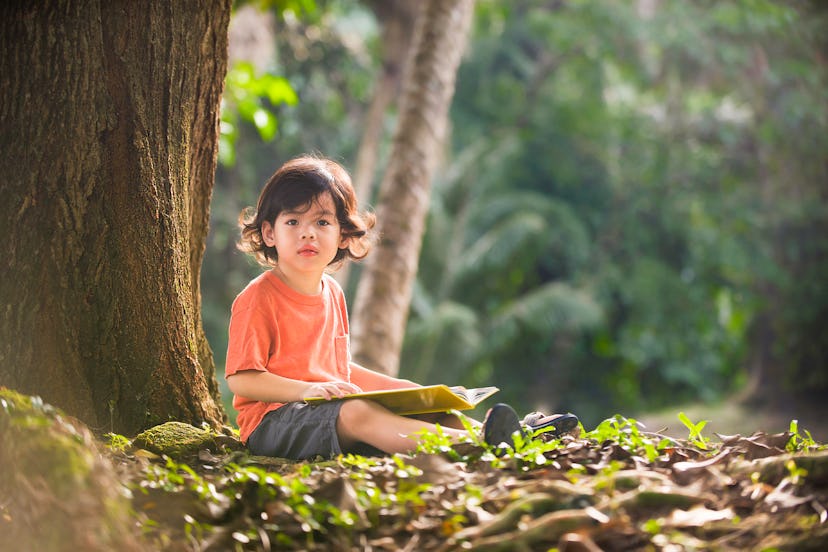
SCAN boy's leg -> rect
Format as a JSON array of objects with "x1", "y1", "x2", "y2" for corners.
[
  {"x1": 413, "y1": 411, "x2": 481, "y2": 430},
  {"x1": 336, "y1": 399, "x2": 468, "y2": 454}
]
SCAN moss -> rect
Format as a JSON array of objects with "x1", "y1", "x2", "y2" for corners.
[
  {"x1": 0, "y1": 389, "x2": 95, "y2": 499},
  {"x1": 132, "y1": 420, "x2": 217, "y2": 458},
  {"x1": 0, "y1": 387, "x2": 33, "y2": 411},
  {"x1": 0, "y1": 388, "x2": 145, "y2": 551}
]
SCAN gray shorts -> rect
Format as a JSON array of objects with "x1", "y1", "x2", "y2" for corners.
[
  {"x1": 247, "y1": 401, "x2": 344, "y2": 460},
  {"x1": 247, "y1": 401, "x2": 386, "y2": 460}
]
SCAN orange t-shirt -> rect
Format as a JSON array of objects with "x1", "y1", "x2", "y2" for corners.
[{"x1": 225, "y1": 270, "x2": 411, "y2": 442}]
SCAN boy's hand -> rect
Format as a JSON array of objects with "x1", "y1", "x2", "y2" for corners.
[{"x1": 304, "y1": 381, "x2": 362, "y2": 400}]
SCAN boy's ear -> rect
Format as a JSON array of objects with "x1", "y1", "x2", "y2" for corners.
[
  {"x1": 339, "y1": 234, "x2": 351, "y2": 250},
  {"x1": 261, "y1": 221, "x2": 276, "y2": 247}
]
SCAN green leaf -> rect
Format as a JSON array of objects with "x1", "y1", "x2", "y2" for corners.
[
  {"x1": 260, "y1": 75, "x2": 299, "y2": 106},
  {"x1": 251, "y1": 108, "x2": 278, "y2": 140}
]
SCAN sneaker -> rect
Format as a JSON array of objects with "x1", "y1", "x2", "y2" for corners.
[
  {"x1": 482, "y1": 403, "x2": 521, "y2": 448},
  {"x1": 522, "y1": 412, "x2": 580, "y2": 438}
]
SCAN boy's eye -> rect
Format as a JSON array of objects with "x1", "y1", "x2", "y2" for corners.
[
  {"x1": 285, "y1": 219, "x2": 298, "y2": 226},
  {"x1": 317, "y1": 220, "x2": 330, "y2": 226}
]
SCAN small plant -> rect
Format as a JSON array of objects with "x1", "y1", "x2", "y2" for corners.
[
  {"x1": 585, "y1": 415, "x2": 670, "y2": 462},
  {"x1": 216, "y1": 461, "x2": 361, "y2": 546},
  {"x1": 183, "y1": 514, "x2": 211, "y2": 549},
  {"x1": 508, "y1": 429, "x2": 570, "y2": 471},
  {"x1": 642, "y1": 517, "x2": 663, "y2": 535},
  {"x1": 340, "y1": 453, "x2": 384, "y2": 472},
  {"x1": 787, "y1": 419, "x2": 823, "y2": 452},
  {"x1": 785, "y1": 458, "x2": 808, "y2": 485},
  {"x1": 104, "y1": 432, "x2": 131, "y2": 452},
  {"x1": 678, "y1": 412, "x2": 710, "y2": 450},
  {"x1": 413, "y1": 422, "x2": 473, "y2": 460},
  {"x1": 591, "y1": 460, "x2": 628, "y2": 493},
  {"x1": 412, "y1": 410, "x2": 486, "y2": 461}
]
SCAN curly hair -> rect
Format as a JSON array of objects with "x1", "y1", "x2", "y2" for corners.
[{"x1": 238, "y1": 155, "x2": 376, "y2": 268}]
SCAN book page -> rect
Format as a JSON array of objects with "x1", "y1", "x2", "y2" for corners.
[
  {"x1": 449, "y1": 386, "x2": 499, "y2": 404},
  {"x1": 303, "y1": 384, "x2": 499, "y2": 415}
]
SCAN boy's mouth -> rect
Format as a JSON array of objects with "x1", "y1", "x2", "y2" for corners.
[{"x1": 298, "y1": 245, "x2": 318, "y2": 256}]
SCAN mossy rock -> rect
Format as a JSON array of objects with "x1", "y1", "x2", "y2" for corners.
[
  {"x1": 0, "y1": 388, "x2": 146, "y2": 552},
  {"x1": 133, "y1": 420, "x2": 233, "y2": 458}
]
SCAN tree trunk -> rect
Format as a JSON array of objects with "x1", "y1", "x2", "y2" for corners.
[
  {"x1": 334, "y1": 0, "x2": 418, "y2": 292},
  {"x1": 352, "y1": 0, "x2": 419, "y2": 208},
  {"x1": 350, "y1": 0, "x2": 475, "y2": 376},
  {"x1": 0, "y1": 0, "x2": 230, "y2": 435}
]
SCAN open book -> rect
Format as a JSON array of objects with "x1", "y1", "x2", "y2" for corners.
[{"x1": 303, "y1": 385, "x2": 499, "y2": 415}]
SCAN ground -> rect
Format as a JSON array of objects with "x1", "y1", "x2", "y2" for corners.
[
  {"x1": 639, "y1": 396, "x2": 828, "y2": 443},
  {"x1": 4, "y1": 390, "x2": 828, "y2": 551},
  {"x1": 112, "y1": 416, "x2": 828, "y2": 551}
]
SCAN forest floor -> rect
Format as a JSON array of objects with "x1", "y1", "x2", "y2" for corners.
[
  {"x1": 7, "y1": 385, "x2": 828, "y2": 551},
  {"x1": 639, "y1": 395, "x2": 828, "y2": 443},
  {"x1": 108, "y1": 413, "x2": 828, "y2": 552}
]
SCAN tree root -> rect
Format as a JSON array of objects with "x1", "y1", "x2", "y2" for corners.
[
  {"x1": 451, "y1": 492, "x2": 562, "y2": 542},
  {"x1": 445, "y1": 508, "x2": 597, "y2": 552},
  {"x1": 728, "y1": 449, "x2": 828, "y2": 485},
  {"x1": 605, "y1": 486, "x2": 711, "y2": 510}
]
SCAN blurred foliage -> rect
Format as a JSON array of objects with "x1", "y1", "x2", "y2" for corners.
[
  {"x1": 204, "y1": 0, "x2": 380, "y2": 420},
  {"x1": 235, "y1": 0, "x2": 318, "y2": 17},
  {"x1": 400, "y1": 0, "x2": 828, "y2": 426},
  {"x1": 206, "y1": 0, "x2": 828, "y2": 427},
  {"x1": 219, "y1": 62, "x2": 298, "y2": 166}
]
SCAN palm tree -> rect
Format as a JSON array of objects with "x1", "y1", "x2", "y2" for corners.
[{"x1": 400, "y1": 136, "x2": 603, "y2": 407}]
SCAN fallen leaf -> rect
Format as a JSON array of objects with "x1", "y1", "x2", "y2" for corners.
[{"x1": 665, "y1": 506, "x2": 735, "y2": 527}]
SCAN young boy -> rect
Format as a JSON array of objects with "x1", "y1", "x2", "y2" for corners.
[{"x1": 225, "y1": 155, "x2": 576, "y2": 460}]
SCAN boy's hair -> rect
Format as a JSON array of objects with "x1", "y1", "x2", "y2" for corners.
[{"x1": 238, "y1": 155, "x2": 376, "y2": 268}]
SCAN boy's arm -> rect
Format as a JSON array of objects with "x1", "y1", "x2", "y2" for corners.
[
  {"x1": 348, "y1": 362, "x2": 420, "y2": 392},
  {"x1": 227, "y1": 370, "x2": 361, "y2": 402}
]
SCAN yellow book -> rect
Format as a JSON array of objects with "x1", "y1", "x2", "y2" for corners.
[{"x1": 303, "y1": 385, "x2": 499, "y2": 415}]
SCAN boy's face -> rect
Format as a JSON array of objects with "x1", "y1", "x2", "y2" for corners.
[{"x1": 261, "y1": 193, "x2": 348, "y2": 279}]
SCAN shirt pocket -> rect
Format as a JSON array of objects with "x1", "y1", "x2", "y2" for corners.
[{"x1": 334, "y1": 335, "x2": 351, "y2": 381}]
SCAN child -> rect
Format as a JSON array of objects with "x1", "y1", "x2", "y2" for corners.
[{"x1": 225, "y1": 154, "x2": 577, "y2": 460}]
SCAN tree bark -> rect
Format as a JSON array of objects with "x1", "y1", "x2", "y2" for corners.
[
  {"x1": 350, "y1": 0, "x2": 476, "y2": 376},
  {"x1": 334, "y1": 0, "x2": 418, "y2": 291},
  {"x1": 352, "y1": 0, "x2": 419, "y2": 208},
  {"x1": 0, "y1": 0, "x2": 230, "y2": 435}
]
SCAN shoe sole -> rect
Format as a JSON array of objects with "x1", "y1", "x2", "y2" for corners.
[
  {"x1": 529, "y1": 413, "x2": 579, "y2": 436},
  {"x1": 483, "y1": 403, "x2": 521, "y2": 447}
]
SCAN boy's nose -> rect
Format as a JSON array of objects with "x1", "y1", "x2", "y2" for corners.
[{"x1": 301, "y1": 224, "x2": 315, "y2": 238}]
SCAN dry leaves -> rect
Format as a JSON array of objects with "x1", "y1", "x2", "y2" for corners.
[{"x1": 117, "y1": 422, "x2": 828, "y2": 551}]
